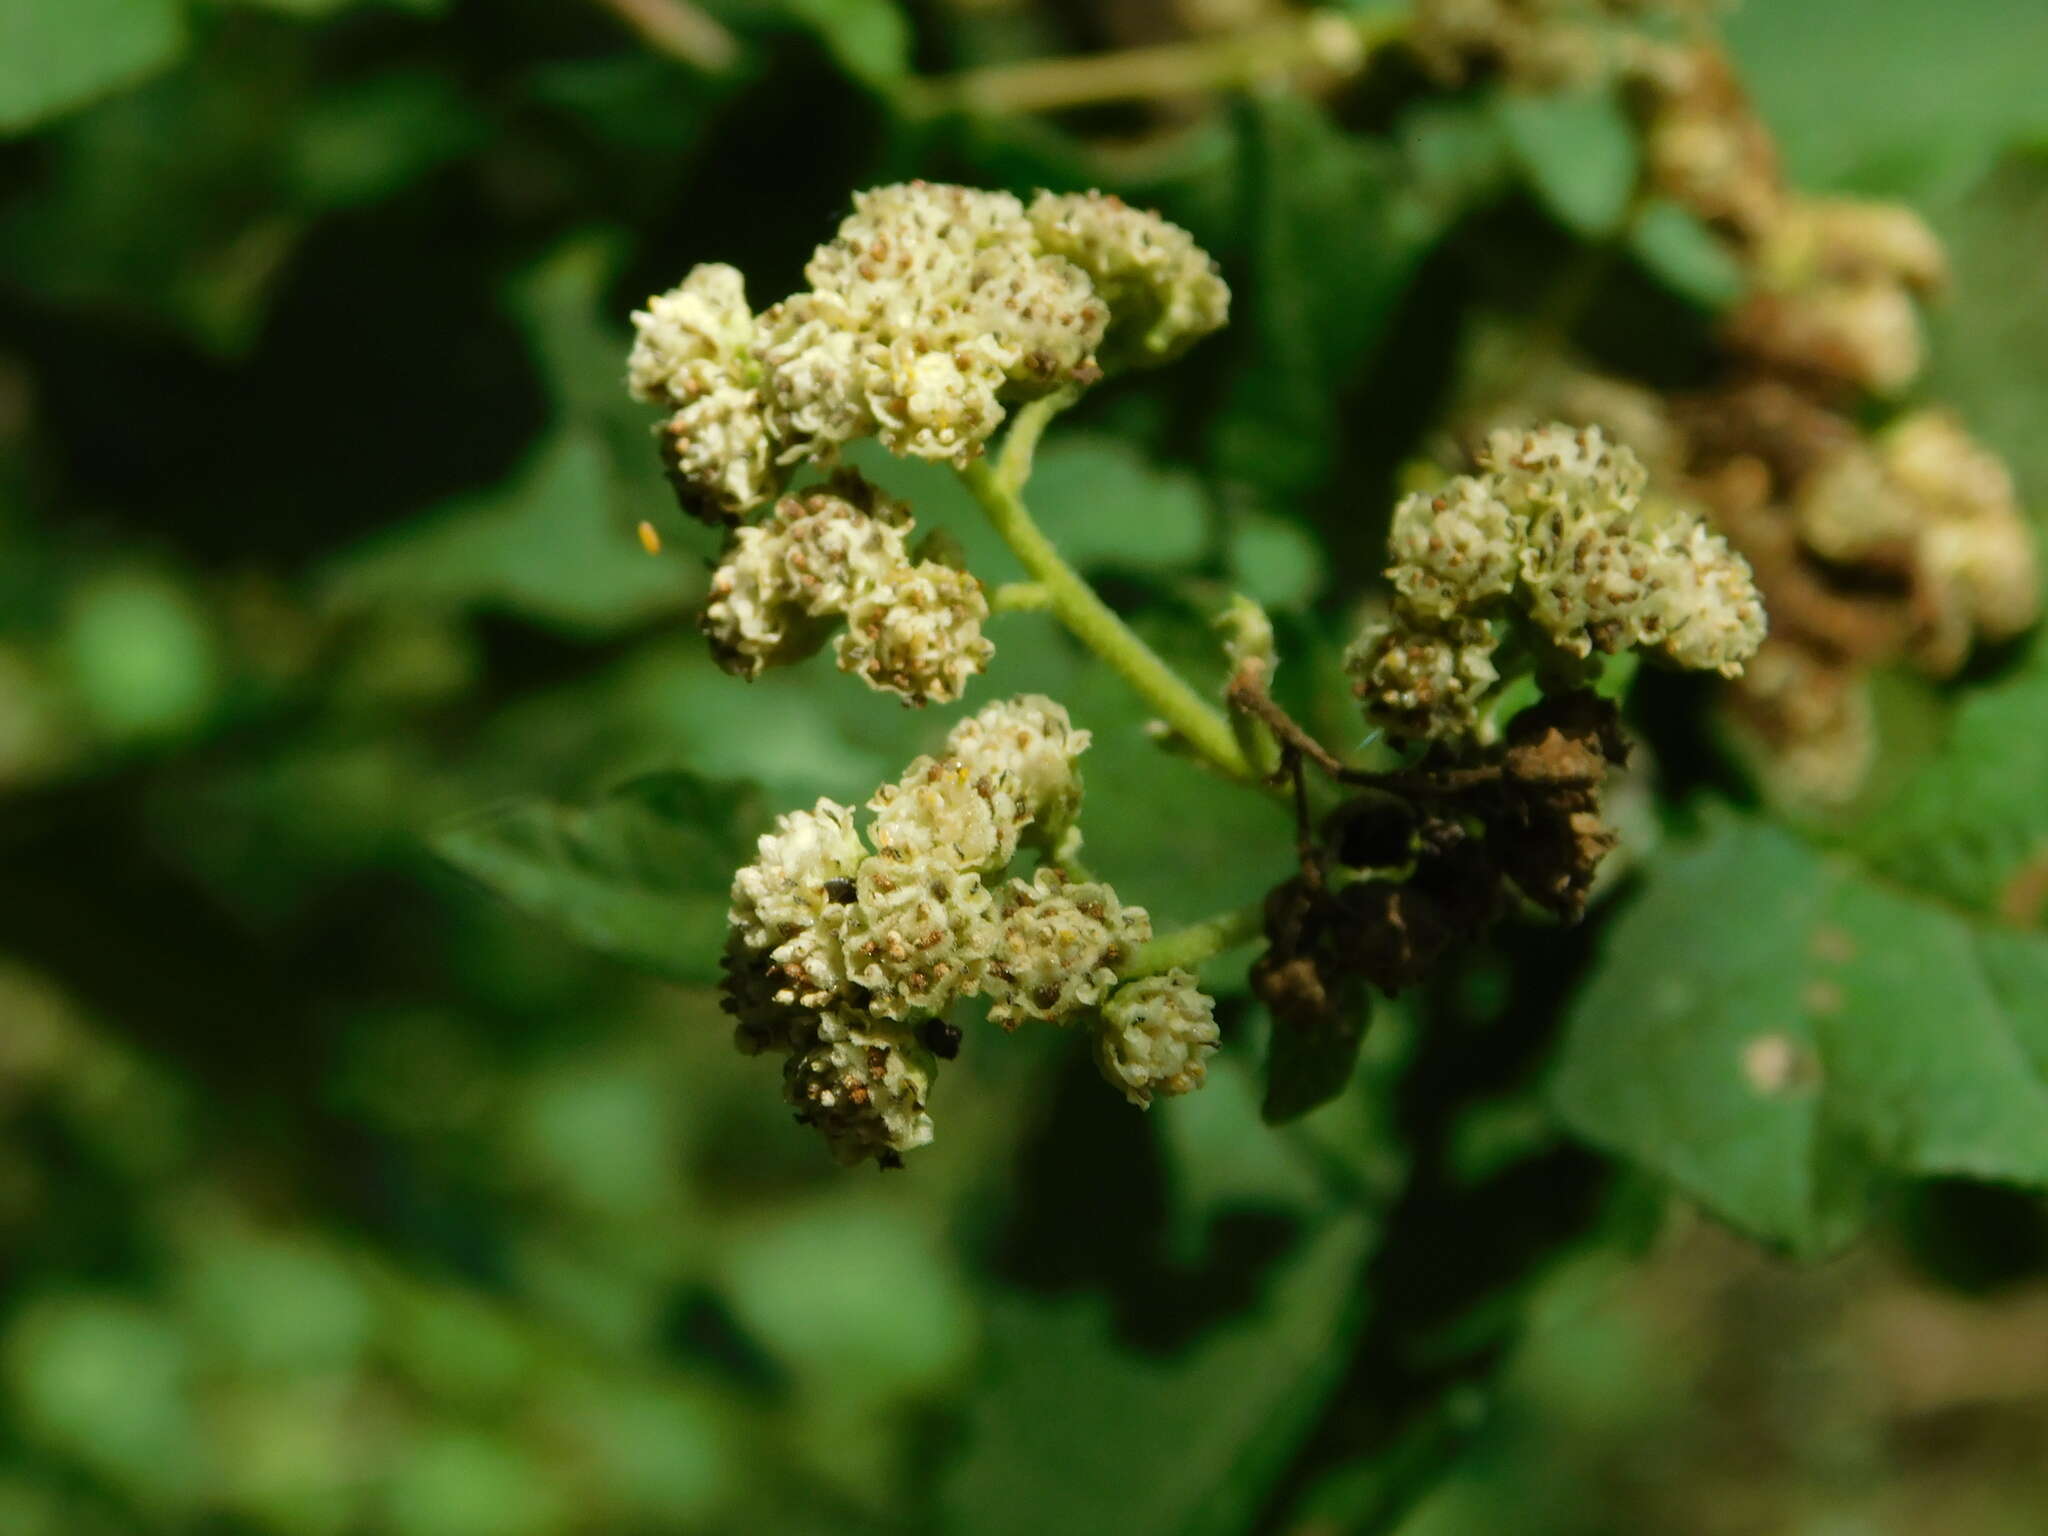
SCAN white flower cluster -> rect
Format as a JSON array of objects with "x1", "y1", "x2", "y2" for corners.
[
  {"x1": 630, "y1": 183, "x2": 1230, "y2": 521},
  {"x1": 1348, "y1": 424, "x2": 1766, "y2": 741},
  {"x1": 722, "y1": 697, "x2": 1214, "y2": 1164},
  {"x1": 702, "y1": 473, "x2": 992, "y2": 706}
]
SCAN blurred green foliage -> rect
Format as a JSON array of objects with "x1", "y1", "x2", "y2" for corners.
[{"x1": 2, "y1": 1, "x2": 2046, "y2": 1533}]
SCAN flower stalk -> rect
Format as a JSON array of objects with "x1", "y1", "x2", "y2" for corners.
[
  {"x1": 1126, "y1": 901, "x2": 1268, "y2": 979},
  {"x1": 907, "y1": 10, "x2": 1405, "y2": 118},
  {"x1": 959, "y1": 454, "x2": 1256, "y2": 783}
]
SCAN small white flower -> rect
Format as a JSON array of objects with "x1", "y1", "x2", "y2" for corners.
[
  {"x1": 1095, "y1": 969, "x2": 1220, "y2": 1108},
  {"x1": 1027, "y1": 190, "x2": 1230, "y2": 366},
  {"x1": 984, "y1": 868, "x2": 1152, "y2": 1030}
]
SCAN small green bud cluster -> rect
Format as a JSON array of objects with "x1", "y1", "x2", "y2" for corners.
[
  {"x1": 628, "y1": 182, "x2": 1229, "y2": 523},
  {"x1": 722, "y1": 697, "x2": 1217, "y2": 1164},
  {"x1": 1348, "y1": 424, "x2": 1766, "y2": 741},
  {"x1": 702, "y1": 472, "x2": 991, "y2": 706}
]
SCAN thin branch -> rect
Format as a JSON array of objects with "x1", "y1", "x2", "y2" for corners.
[
  {"x1": 1125, "y1": 900, "x2": 1267, "y2": 978},
  {"x1": 958, "y1": 458, "x2": 1256, "y2": 783},
  {"x1": 1226, "y1": 663, "x2": 1348, "y2": 778},
  {"x1": 912, "y1": 10, "x2": 1404, "y2": 118},
  {"x1": 587, "y1": 0, "x2": 739, "y2": 73}
]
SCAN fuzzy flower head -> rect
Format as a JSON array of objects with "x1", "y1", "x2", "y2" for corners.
[
  {"x1": 701, "y1": 479, "x2": 911, "y2": 678},
  {"x1": 1345, "y1": 612, "x2": 1503, "y2": 743},
  {"x1": 938, "y1": 693, "x2": 1091, "y2": 850},
  {"x1": 1027, "y1": 191, "x2": 1230, "y2": 367},
  {"x1": 659, "y1": 386, "x2": 786, "y2": 525},
  {"x1": 836, "y1": 855, "x2": 998, "y2": 1021},
  {"x1": 1731, "y1": 196, "x2": 1947, "y2": 396},
  {"x1": 701, "y1": 473, "x2": 993, "y2": 705},
  {"x1": 1095, "y1": 970, "x2": 1221, "y2": 1108},
  {"x1": 867, "y1": 752, "x2": 1027, "y2": 874},
  {"x1": 1882, "y1": 409, "x2": 2041, "y2": 668},
  {"x1": 784, "y1": 1025, "x2": 936, "y2": 1166},
  {"x1": 1387, "y1": 474, "x2": 1521, "y2": 622},
  {"x1": 631, "y1": 265, "x2": 787, "y2": 523},
  {"x1": 984, "y1": 869, "x2": 1152, "y2": 1030},
  {"x1": 835, "y1": 561, "x2": 994, "y2": 707},
  {"x1": 727, "y1": 798, "x2": 867, "y2": 1011},
  {"x1": 627, "y1": 263, "x2": 756, "y2": 407}
]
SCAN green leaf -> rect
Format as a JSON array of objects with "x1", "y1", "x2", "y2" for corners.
[
  {"x1": 1494, "y1": 85, "x2": 1640, "y2": 238},
  {"x1": 0, "y1": 37, "x2": 303, "y2": 352},
  {"x1": 937, "y1": 1211, "x2": 1372, "y2": 1536},
  {"x1": 1552, "y1": 817, "x2": 2048, "y2": 1254},
  {"x1": 776, "y1": 0, "x2": 910, "y2": 90},
  {"x1": 432, "y1": 771, "x2": 768, "y2": 984},
  {"x1": 1262, "y1": 994, "x2": 1372, "y2": 1125},
  {"x1": 1626, "y1": 198, "x2": 1746, "y2": 311},
  {"x1": 1924, "y1": 149, "x2": 2048, "y2": 504},
  {"x1": 1026, "y1": 436, "x2": 1208, "y2": 576},
  {"x1": 1227, "y1": 508, "x2": 1326, "y2": 610},
  {"x1": 1211, "y1": 96, "x2": 1451, "y2": 501},
  {"x1": 0, "y1": 0, "x2": 186, "y2": 135},
  {"x1": 1857, "y1": 655, "x2": 2048, "y2": 922},
  {"x1": 326, "y1": 429, "x2": 692, "y2": 635},
  {"x1": 4, "y1": 1295, "x2": 203, "y2": 1508},
  {"x1": 285, "y1": 70, "x2": 484, "y2": 212},
  {"x1": 717, "y1": 1198, "x2": 975, "y2": 1403},
  {"x1": 226, "y1": 0, "x2": 448, "y2": 15},
  {"x1": 1724, "y1": 0, "x2": 2048, "y2": 197}
]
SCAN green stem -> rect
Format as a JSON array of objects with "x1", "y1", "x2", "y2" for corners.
[
  {"x1": 990, "y1": 581, "x2": 1053, "y2": 614},
  {"x1": 907, "y1": 10, "x2": 1406, "y2": 118},
  {"x1": 958, "y1": 456, "x2": 1255, "y2": 782},
  {"x1": 1125, "y1": 900, "x2": 1267, "y2": 978},
  {"x1": 997, "y1": 389, "x2": 1074, "y2": 492}
]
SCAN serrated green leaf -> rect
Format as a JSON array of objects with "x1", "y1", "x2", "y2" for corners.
[
  {"x1": 1552, "y1": 817, "x2": 2048, "y2": 1254},
  {"x1": 1494, "y1": 85, "x2": 1639, "y2": 238},
  {"x1": 433, "y1": 772, "x2": 767, "y2": 984},
  {"x1": 937, "y1": 1211, "x2": 1372, "y2": 1536},
  {"x1": 0, "y1": 0, "x2": 186, "y2": 135}
]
